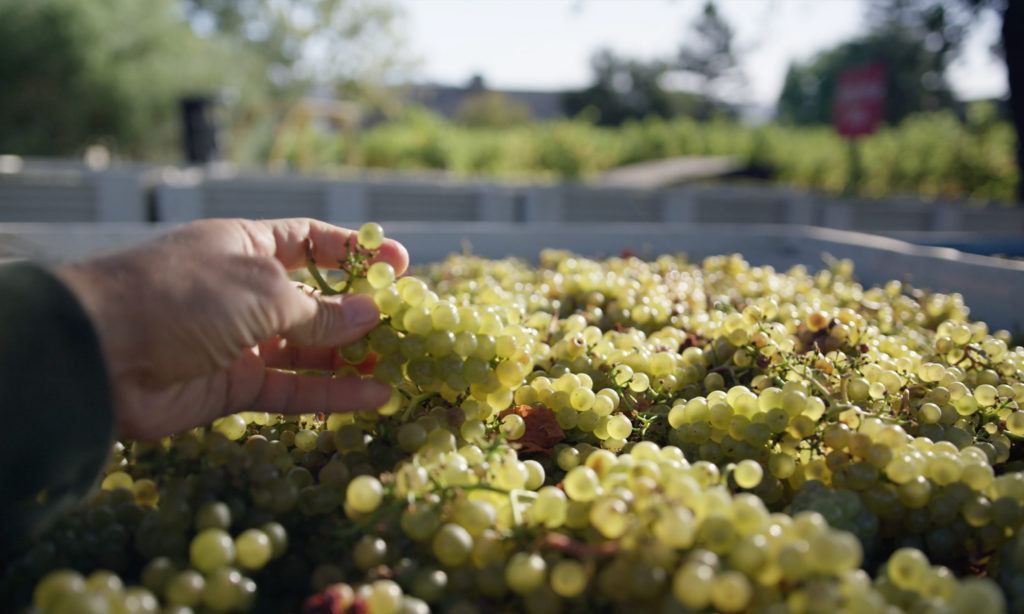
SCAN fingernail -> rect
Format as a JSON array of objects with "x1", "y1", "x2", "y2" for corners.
[{"x1": 343, "y1": 294, "x2": 380, "y2": 328}]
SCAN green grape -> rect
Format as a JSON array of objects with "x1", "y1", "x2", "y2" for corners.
[
  {"x1": 949, "y1": 578, "x2": 1007, "y2": 614},
  {"x1": 190, "y1": 528, "x2": 236, "y2": 573},
  {"x1": 259, "y1": 521, "x2": 288, "y2": 558},
  {"x1": 403, "y1": 306, "x2": 433, "y2": 336},
  {"x1": 432, "y1": 523, "x2": 473, "y2": 567},
  {"x1": 452, "y1": 331, "x2": 478, "y2": 357},
  {"x1": 452, "y1": 500, "x2": 497, "y2": 536},
  {"x1": 214, "y1": 414, "x2": 248, "y2": 440},
  {"x1": 377, "y1": 387, "x2": 404, "y2": 416},
  {"x1": 529, "y1": 486, "x2": 569, "y2": 528},
  {"x1": 132, "y1": 478, "x2": 160, "y2": 506},
  {"x1": 590, "y1": 496, "x2": 629, "y2": 538},
  {"x1": 709, "y1": 570, "x2": 752, "y2": 613},
  {"x1": 426, "y1": 330, "x2": 456, "y2": 356},
  {"x1": 523, "y1": 459, "x2": 545, "y2": 490},
  {"x1": 500, "y1": 413, "x2": 526, "y2": 440},
  {"x1": 406, "y1": 356, "x2": 437, "y2": 386},
  {"x1": 495, "y1": 359, "x2": 526, "y2": 388},
  {"x1": 495, "y1": 335, "x2": 518, "y2": 358},
  {"x1": 397, "y1": 277, "x2": 429, "y2": 306},
  {"x1": 564, "y1": 466, "x2": 601, "y2": 502},
  {"x1": 569, "y1": 387, "x2": 596, "y2": 411},
  {"x1": 374, "y1": 285, "x2": 403, "y2": 315},
  {"x1": 1007, "y1": 411, "x2": 1024, "y2": 436},
  {"x1": 473, "y1": 334, "x2": 497, "y2": 360},
  {"x1": 101, "y1": 470, "x2": 133, "y2": 491},
  {"x1": 489, "y1": 458, "x2": 528, "y2": 490},
  {"x1": 549, "y1": 559, "x2": 587, "y2": 597},
  {"x1": 354, "y1": 536, "x2": 385, "y2": 568},
  {"x1": 357, "y1": 222, "x2": 384, "y2": 249},
  {"x1": 886, "y1": 547, "x2": 930, "y2": 590},
  {"x1": 733, "y1": 459, "x2": 764, "y2": 489},
  {"x1": 606, "y1": 414, "x2": 632, "y2": 440},
  {"x1": 51, "y1": 592, "x2": 108, "y2": 614},
  {"x1": 653, "y1": 505, "x2": 697, "y2": 549},
  {"x1": 367, "y1": 261, "x2": 395, "y2": 289},
  {"x1": 121, "y1": 587, "x2": 160, "y2": 614},
  {"x1": 141, "y1": 557, "x2": 177, "y2": 595},
  {"x1": 33, "y1": 570, "x2": 86, "y2": 611},
  {"x1": 235, "y1": 528, "x2": 272, "y2": 570},
  {"x1": 556, "y1": 447, "x2": 581, "y2": 470},
  {"x1": 962, "y1": 462, "x2": 994, "y2": 491},
  {"x1": 367, "y1": 579, "x2": 404, "y2": 614},
  {"x1": 462, "y1": 357, "x2": 490, "y2": 384},
  {"x1": 506, "y1": 552, "x2": 547, "y2": 595},
  {"x1": 165, "y1": 570, "x2": 205, "y2": 607},
  {"x1": 672, "y1": 563, "x2": 713, "y2": 609},
  {"x1": 294, "y1": 428, "x2": 318, "y2": 452},
  {"x1": 346, "y1": 475, "x2": 384, "y2": 513},
  {"x1": 455, "y1": 306, "x2": 480, "y2": 333},
  {"x1": 478, "y1": 309, "x2": 503, "y2": 335},
  {"x1": 85, "y1": 569, "x2": 123, "y2": 596},
  {"x1": 629, "y1": 372, "x2": 650, "y2": 393},
  {"x1": 202, "y1": 566, "x2": 241, "y2": 612}
]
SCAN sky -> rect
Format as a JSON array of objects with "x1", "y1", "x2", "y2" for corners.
[{"x1": 398, "y1": 0, "x2": 1008, "y2": 111}]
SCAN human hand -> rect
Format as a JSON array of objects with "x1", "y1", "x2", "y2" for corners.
[{"x1": 57, "y1": 218, "x2": 409, "y2": 441}]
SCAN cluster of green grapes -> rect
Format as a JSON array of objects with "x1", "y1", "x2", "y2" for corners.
[{"x1": 6, "y1": 222, "x2": 1024, "y2": 614}]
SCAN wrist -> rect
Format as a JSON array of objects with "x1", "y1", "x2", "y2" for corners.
[{"x1": 55, "y1": 260, "x2": 141, "y2": 382}]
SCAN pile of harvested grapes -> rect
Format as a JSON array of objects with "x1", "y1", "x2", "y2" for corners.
[{"x1": 8, "y1": 223, "x2": 1024, "y2": 614}]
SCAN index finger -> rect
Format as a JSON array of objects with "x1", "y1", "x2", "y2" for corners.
[{"x1": 246, "y1": 218, "x2": 409, "y2": 276}]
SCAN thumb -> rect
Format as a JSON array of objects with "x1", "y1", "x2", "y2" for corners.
[{"x1": 282, "y1": 292, "x2": 382, "y2": 348}]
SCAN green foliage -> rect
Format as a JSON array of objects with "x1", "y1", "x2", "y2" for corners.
[
  {"x1": 777, "y1": 0, "x2": 975, "y2": 126},
  {"x1": 562, "y1": 50, "x2": 677, "y2": 126},
  {"x1": 675, "y1": 0, "x2": 744, "y2": 115},
  {"x1": 0, "y1": 0, "x2": 121, "y2": 156},
  {"x1": 181, "y1": 0, "x2": 407, "y2": 93},
  {"x1": 0, "y1": 0, "x2": 266, "y2": 159},
  {"x1": 455, "y1": 93, "x2": 533, "y2": 129},
  {"x1": 271, "y1": 105, "x2": 1019, "y2": 202},
  {"x1": 0, "y1": 0, "x2": 405, "y2": 161}
]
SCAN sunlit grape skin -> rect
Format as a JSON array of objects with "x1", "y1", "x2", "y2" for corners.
[
  {"x1": 357, "y1": 222, "x2": 385, "y2": 250},
  {"x1": 346, "y1": 475, "x2": 384, "y2": 514},
  {"x1": 189, "y1": 528, "x2": 236, "y2": 573}
]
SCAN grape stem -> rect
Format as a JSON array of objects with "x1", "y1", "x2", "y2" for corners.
[
  {"x1": 538, "y1": 531, "x2": 618, "y2": 557},
  {"x1": 400, "y1": 392, "x2": 439, "y2": 422},
  {"x1": 304, "y1": 239, "x2": 341, "y2": 296},
  {"x1": 305, "y1": 236, "x2": 374, "y2": 295}
]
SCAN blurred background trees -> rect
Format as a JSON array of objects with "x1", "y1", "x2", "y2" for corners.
[
  {"x1": 674, "y1": 1, "x2": 744, "y2": 119},
  {"x1": 778, "y1": 0, "x2": 982, "y2": 125},
  {"x1": 562, "y1": 1, "x2": 743, "y2": 125},
  {"x1": 0, "y1": 0, "x2": 405, "y2": 162},
  {"x1": 0, "y1": 0, "x2": 1018, "y2": 202},
  {"x1": 561, "y1": 50, "x2": 676, "y2": 126},
  {"x1": 0, "y1": 0, "x2": 265, "y2": 158}
]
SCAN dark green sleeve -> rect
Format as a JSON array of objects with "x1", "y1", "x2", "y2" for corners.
[{"x1": 0, "y1": 261, "x2": 115, "y2": 557}]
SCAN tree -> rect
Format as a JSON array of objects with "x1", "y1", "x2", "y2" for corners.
[
  {"x1": 180, "y1": 0, "x2": 408, "y2": 95},
  {"x1": 562, "y1": 50, "x2": 675, "y2": 126},
  {"x1": 0, "y1": 0, "x2": 408, "y2": 161},
  {"x1": 777, "y1": 0, "x2": 974, "y2": 126},
  {"x1": 0, "y1": 0, "x2": 261, "y2": 158},
  {"x1": 455, "y1": 93, "x2": 533, "y2": 129},
  {"x1": 181, "y1": 0, "x2": 413, "y2": 161},
  {"x1": 675, "y1": 1, "x2": 744, "y2": 117}
]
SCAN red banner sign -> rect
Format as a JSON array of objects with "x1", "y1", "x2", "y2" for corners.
[{"x1": 834, "y1": 63, "x2": 886, "y2": 138}]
